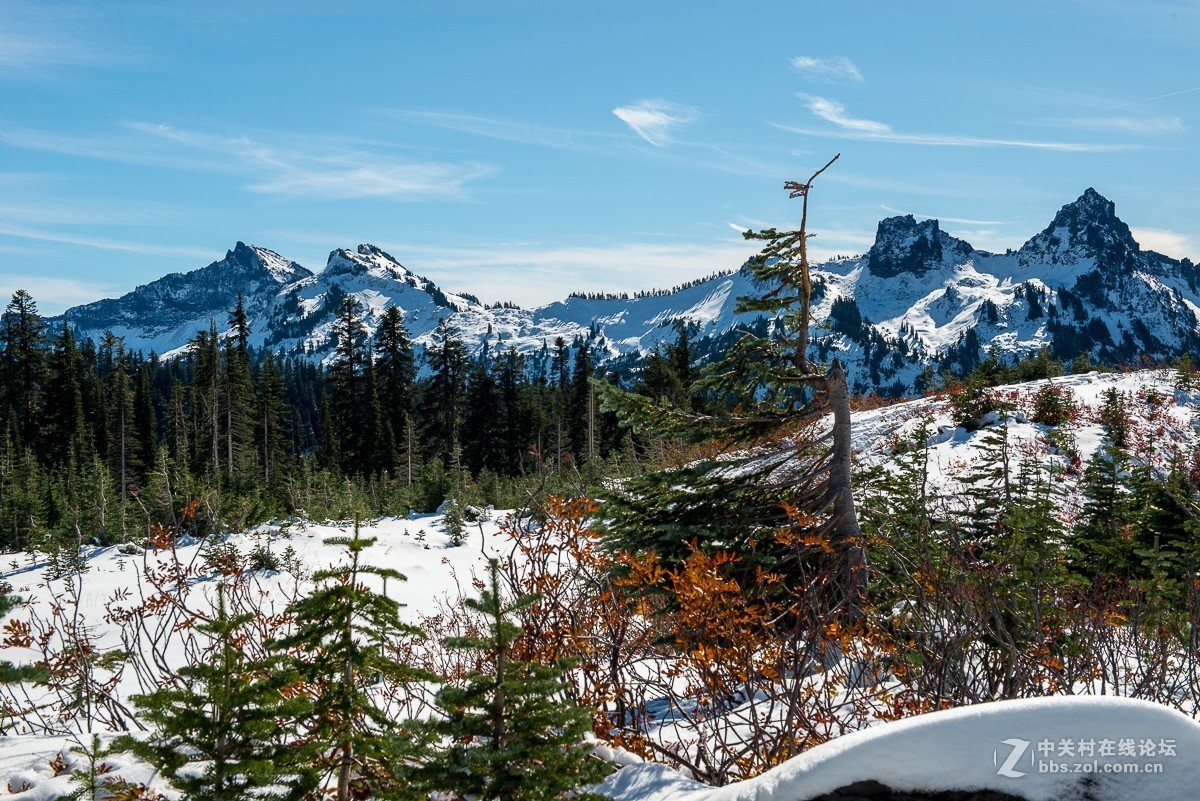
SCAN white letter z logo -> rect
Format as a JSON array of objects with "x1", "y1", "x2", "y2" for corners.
[{"x1": 995, "y1": 738, "x2": 1030, "y2": 778}]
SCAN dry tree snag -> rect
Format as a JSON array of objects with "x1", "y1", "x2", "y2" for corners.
[{"x1": 778, "y1": 154, "x2": 867, "y2": 621}]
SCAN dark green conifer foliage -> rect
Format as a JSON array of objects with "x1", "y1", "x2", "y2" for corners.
[
  {"x1": 270, "y1": 519, "x2": 433, "y2": 801},
  {"x1": 44, "y1": 323, "x2": 87, "y2": 466},
  {"x1": 132, "y1": 366, "x2": 157, "y2": 488},
  {"x1": 190, "y1": 324, "x2": 223, "y2": 478},
  {"x1": 374, "y1": 305, "x2": 416, "y2": 467},
  {"x1": 1073, "y1": 441, "x2": 1135, "y2": 579},
  {"x1": 0, "y1": 290, "x2": 46, "y2": 450},
  {"x1": 463, "y1": 359, "x2": 503, "y2": 475},
  {"x1": 104, "y1": 339, "x2": 135, "y2": 500},
  {"x1": 223, "y1": 296, "x2": 258, "y2": 483},
  {"x1": 568, "y1": 340, "x2": 595, "y2": 462},
  {"x1": 327, "y1": 296, "x2": 382, "y2": 475},
  {"x1": 955, "y1": 418, "x2": 1013, "y2": 547},
  {"x1": 422, "y1": 319, "x2": 469, "y2": 467},
  {"x1": 257, "y1": 350, "x2": 291, "y2": 488},
  {"x1": 597, "y1": 156, "x2": 867, "y2": 616},
  {"x1": 1073, "y1": 388, "x2": 1136, "y2": 580},
  {"x1": 422, "y1": 560, "x2": 607, "y2": 801},
  {"x1": 496, "y1": 348, "x2": 533, "y2": 476},
  {"x1": 124, "y1": 584, "x2": 307, "y2": 801}
]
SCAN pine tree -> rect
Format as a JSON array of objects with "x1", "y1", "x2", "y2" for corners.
[
  {"x1": 43, "y1": 323, "x2": 88, "y2": 467},
  {"x1": 0, "y1": 290, "x2": 46, "y2": 450},
  {"x1": 421, "y1": 319, "x2": 469, "y2": 468},
  {"x1": 190, "y1": 324, "x2": 223, "y2": 479},
  {"x1": 463, "y1": 357, "x2": 504, "y2": 475},
  {"x1": 124, "y1": 584, "x2": 307, "y2": 800},
  {"x1": 257, "y1": 350, "x2": 291, "y2": 489},
  {"x1": 270, "y1": 519, "x2": 433, "y2": 801},
  {"x1": 421, "y1": 560, "x2": 606, "y2": 801},
  {"x1": 374, "y1": 306, "x2": 416, "y2": 468},
  {"x1": 598, "y1": 155, "x2": 866, "y2": 618},
  {"x1": 568, "y1": 341, "x2": 595, "y2": 463},
  {"x1": 550, "y1": 337, "x2": 571, "y2": 469},
  {"x1": 1072, "y1": 388, "x2": 1136, "y2": 581},
  {"x1": 132, "y1": 366, "x2": 157, "y2": 489},
  {"x1": 496, "y1": 348, "x2": 532, "y2": 476},
  {"x1": 223, "y1": 297, "x2": 258, "y2": 483},
  {"x1": 327, "y1": 296, "x2": 382, "y2": 476},
  {"x1": 104, "y1": 339, "x2": 135, "y2": 501}
]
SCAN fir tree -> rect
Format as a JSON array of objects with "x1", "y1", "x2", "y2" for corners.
[
  {"x1": 0, "y1": 290, "x2": 46, "y2": 450},
  {"x1": 270, "y1": 519, "x2": 433, "y2": 801},
  {"x1": 374, "y1": 306, "x2": 416, "y2": 468},
  {"x1": 598, "y1": 155, "x2": 866, "y2": 618},
  {"x1": 223, "y1": 298, "x2": 258, "y2": 483},
  {"x1": 421, "y1": 560, "x2": 607, "y2": 801},
  {"x1": 421, "y1": 319, "x2": 469, "y2": 468},
  {"x1": 257, "y1": 350, "x2": 291, "y2": 489},
  {"x1": 463, "y1": 359, "x2": 502, "y2": 475},
  {"x1": 43, "y1": 323, "x2": 88, "y2": 466},
  {"x1": 568, "y1": 340, "x2": 595, "y2": 463},
  {"x1": 124, "y1": 584, "x2": 307, "y2": 801},
  {"x1": 327, "y1": 296, "x2": 382, "y2": 476}
]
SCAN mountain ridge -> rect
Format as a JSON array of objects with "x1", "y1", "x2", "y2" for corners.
[{"x1": 50, "y1": 189, "x2": 1200, "y2": 393}]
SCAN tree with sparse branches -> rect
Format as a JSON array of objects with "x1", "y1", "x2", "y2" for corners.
[{"x1": 598, "y1": 154, "x2": 867, "y2": 620}]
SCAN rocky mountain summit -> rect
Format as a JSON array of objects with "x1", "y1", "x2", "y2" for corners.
[{"x1": 54, "y1": 190, "x2": 1200, "y2": 393}]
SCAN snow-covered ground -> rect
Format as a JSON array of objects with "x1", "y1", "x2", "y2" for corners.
[
  {"x1": 851, "y1": 368, "x2": 1198, "y2": 514},
  {"x1": 601, "y1": 696, "x2": 1200, "y2": 801},
  {"x1": 0, "y1": 368, "x2": 1196, "y2": 799}
]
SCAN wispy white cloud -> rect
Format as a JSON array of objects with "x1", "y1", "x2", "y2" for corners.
[
  {"x1": 126, "y1": 122, "x2": 496, "y2": 200},
  {"x1": 790, "y1": 56, "x2": 864, "y2": 85},
  {"x1": 0, "y1": 275, "x2": 112, "y2": 314},
  {"x1": 0, "y1": 274, "x2": 117, "y2": 314},
  {"x1": 612, "y1": 99, "x2": 700, "y2": 147},
  {"x1": 0, "y1": 2, "x2": 132, "y2": 74},
  {"x1": 1130, "y1": 226, "x2": 1197, "y2": 259},
  {"x1": 1061, "y1": 116, "x2": 1184, "y2": 134},
  {"x1": 779, "y1": 96, "x2": 1138, "y2": 152},
  {"x1": 0, "y1": 122, "x2": 496, "y2": 200},
  {"x1": 364, "y1": 239, "x2": 752, "y2": 306},
  {"x1": 0, "y1": 223, "x2": 215, "y2": 259},
  {"x1": 800, "y1": 95, "x2": 889, "y2": 133},
  {"x1": 386, "y1": 110, "x2": 617, "y2": 152},
  {"x1": 879, "y1": 204, "x2": 1008, "y2": 226}
]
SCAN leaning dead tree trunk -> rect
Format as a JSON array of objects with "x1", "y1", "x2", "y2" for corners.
[
  {"x1": 781, "y1": 155, "x2": 867, "y2": 622},
  {"x1": 821, "y1": 359, "x2": 867, "y2": 621}
]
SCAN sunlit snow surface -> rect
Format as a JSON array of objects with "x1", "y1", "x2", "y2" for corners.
[
  {"x1": 0, "y1": 370, "x2": 1196, "y2": 799},
  {"x1": 600, "y1": 696, "x2": 1200, "y2": 801}
]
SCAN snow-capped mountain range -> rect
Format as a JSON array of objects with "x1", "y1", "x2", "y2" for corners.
[{"x1": 55, "y1": 189, "x2": 1200, "y2": 393}]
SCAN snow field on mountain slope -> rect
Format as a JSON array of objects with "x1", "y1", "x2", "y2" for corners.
[{"x1": 850, "y1": 368, "x2": 1199, "y2": 515}]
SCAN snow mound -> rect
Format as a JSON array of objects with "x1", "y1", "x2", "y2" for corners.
[{"x1": 600, "y1": 696, "x2": 1200, "y2": 801}]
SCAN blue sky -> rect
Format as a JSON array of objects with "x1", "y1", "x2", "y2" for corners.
[{"x1": 2, "y1": 0, "x2": 1198, "y2": 313}]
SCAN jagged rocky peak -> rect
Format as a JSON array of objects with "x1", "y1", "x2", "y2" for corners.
[
  {"x1": 324, "y1": 244, "x2": 410, "y2": 278},
  {"x1": 356, "y1": 243, "x2": 401, "y2": 263},
  {"x1": 225, "y1": 241, "x2": 312, "y2": 284},
  {"x1": 1020, "y1": 188, "x2": 1139, "y2": 268},
  {"x1": 866, "y1": 215, "x2": 973, "y2": 278}
]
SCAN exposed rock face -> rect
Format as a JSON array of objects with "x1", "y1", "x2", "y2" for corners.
[{"x1": 866, "y1": 216, "x2": 973, "y2": 279}]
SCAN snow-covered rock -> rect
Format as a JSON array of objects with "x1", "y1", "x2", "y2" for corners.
[{"x1": 599, "y1": 696, "x2": 1200, "y2": 801}]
